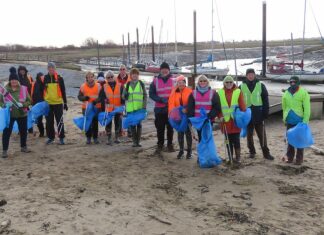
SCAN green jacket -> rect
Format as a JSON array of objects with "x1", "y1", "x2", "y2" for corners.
[{"x1": 0, "y1": 84, "x2": 31, "y2": 118}]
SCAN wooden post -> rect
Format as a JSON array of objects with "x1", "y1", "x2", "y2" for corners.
[
  {"x1": 262, "y1": 1, "x2": 267, "y2": 77},
  {"x1": 189, "y1": 10, "x2": 197, "y2": 89},
  {"x1": 151, "y1": 25, "x2": 155, "y2": 62},
  {"x1": 128, "y1": 32, "x2": 131, "y2": 66},
  {"x1": 97, "y1": 40, "x2": 101, "y2": 70},
  {"x1": 136, "y1": 28, "x2": 140, "y2": 62}
]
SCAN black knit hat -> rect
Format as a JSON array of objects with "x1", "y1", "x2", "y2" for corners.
[
  {"x1": 246, "y1": 68, "x2": 255, "y2": 75},
  {"x1": 36, "y1": 72, "x2": 44, "y2": 80},
  {"x1": 160, "y1": 62, "x2": 170, "y2": 70},
  {"x1": 9, "y1": 67, "x2": 19, "y2": 81}
]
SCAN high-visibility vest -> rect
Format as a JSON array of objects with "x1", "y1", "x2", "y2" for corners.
[
  {"x1": 126, "y1": 81, "x2": 144, "y2": 113},
  {"x1": 80, "y1": 82, "x2": 101, "y2": 109},
  {"x1": 192, "y1": 89, "x2": 214, "y2": 117},
  {"x1": 44, "y1": 73, "x2": 63, "y2": 105},
  {"x1": 168, "y1": 87, "x2": 192, "y2": 114},
  {"x1": 218, "y1": 88, "x2": 241, "y2": 122},
  {"x1": 104, "y1": 83, "x2": 122, "y2": 112},
  {"x1": 282, "y1": 87, "x2": 310, "y2": 122},
  {"x1": 153, "y1": 76, "x2": 174, "y2": 108},
  {"x1": 240, "y1": 82, "x2": 263, "y2": 107}
]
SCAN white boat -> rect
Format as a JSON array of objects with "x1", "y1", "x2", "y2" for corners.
[
  {"x1": 266, "y1": 70, "x2": 324, "y2": 82},
  {"x1": 195, "y1": 66, "x2": 229, "y2": 76}
]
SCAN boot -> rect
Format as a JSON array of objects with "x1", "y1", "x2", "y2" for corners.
[
  {"x1": 114, "y1": 133, "x2": 121, "y2": 144},
  {"x1": 86, "y1": 137, "x2": 91, "y2": 144},
  {"x1": 106, "y1": 134, "x2": 113, "y2": 145},
  {"x1": 167, "y1": 144, "x2": 176, "y2": 152},
  {"x1": 136, "y1": 126, "x2": 142, "y2": 147},
  {"x1": 131, "y1": 127, "x2": 137, "y2": 147},
  {"x1": 177, "y1": 151, "x2": 184, "y2": 159},
  {"x1": 234, "y1": 148, "x2": 241, "y2": 163},
  {"x1": 177, "y1": 133, "x2": 184, "y2": 159},
  {"x1": 286, "y1": 155, "x2": 294, "y2": 163},
  {"x1": 186, "y1": 131, "x2": 193, "y2": 160},
  {"x1": 21, "y1": 147, "x2": 31, "y2": 153},
  {"x1": 154, "y1": 145, "x2": 163, "y2": 154},
  {"x1": 93, "y1": 138, "x2": 100, "y2": 144},
  {"x1": 2, "y1": 151, "x2": 8, "y2": 158},
  {"x1": 59, "y1": 138, "x2": 65, "y2": 145},
  {"x1": 264, "y1": 154, "x2": 274, "y2": 161},
  {"x1": 295, "y1": 155, "x2": 303, "y2": 165}
]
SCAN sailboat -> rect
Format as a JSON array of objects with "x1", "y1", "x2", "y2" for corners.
[
  {"x1": 266, "y1": 0, "x2": 324, "y2": 82},
  {"x1": 191, "y1": 0, "x2": 229, "y2": 76}
]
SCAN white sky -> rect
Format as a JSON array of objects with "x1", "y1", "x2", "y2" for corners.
[{"x1": 0, "y1": 0, "x2": 323, "y2": 47}]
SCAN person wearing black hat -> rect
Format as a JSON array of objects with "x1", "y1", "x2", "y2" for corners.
[
  {"x1": 239, "y1": 68, "x2": 274, "y2": 160},
  {"x1": 282, "y1": 76, "x2": 310, "y2": 165},
  {"x1": 31, "y1": 72, "x2": 45, "y2": 137},
  {"x1": 0, "y1": 67, "x2": 31, "y2": 158},
  {"x1": 149, "y1": 62, "x2": 175, "y2": 154}
]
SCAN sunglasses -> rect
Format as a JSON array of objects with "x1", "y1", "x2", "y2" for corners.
[
  {"x1": 289, "y1": 81, "x2": 296, "y2": 83},
  {"x1": 106, "y1": 76, "x2": 114, "y2": 79},
  {"x1": 120, "y1": 68, "x2": 126, "y2": 71},
  {"x1": 199, "y1": 80, "x2": 208, "y2": 82},
  {"x1": 225, "y1": 81, "x2": 233, "y2": 84}
]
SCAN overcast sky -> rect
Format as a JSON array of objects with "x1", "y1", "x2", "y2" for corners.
[{"x1": 0, "y1": 0, "x2": 323, "y2": 47}]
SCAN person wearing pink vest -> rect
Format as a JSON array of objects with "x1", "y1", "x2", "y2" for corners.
[
  {"x1": 149, "y1": 62, "x2": 176, "y2": 154},
  {"x1": 187, "y1": 75, "x2": 221, "y2": 142},
  {"x1": 0, "y1": 67, "x2": 31, "y2": 158}
]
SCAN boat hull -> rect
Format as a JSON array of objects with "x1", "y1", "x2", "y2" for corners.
[{"x1": 266, "y1": 72, "x2": 324, "y2": 83}]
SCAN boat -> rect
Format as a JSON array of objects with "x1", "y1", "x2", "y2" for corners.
[{"x1": 267, "y1": 0, "x2": 324, "y2": 83}]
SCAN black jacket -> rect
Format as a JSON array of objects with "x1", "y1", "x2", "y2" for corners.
[
  {"x1": 187, "y1": 87, "x2": 221, "y2": 120},
  {"x1": 32, "y1": 78, "x2": 44, "y2": 105},
  {"x1": 239, "y1": 79, "x2": 269, "y2": 124},
  {"x1": 43, "y1": 73, "x2": 67, "y2": 104}
]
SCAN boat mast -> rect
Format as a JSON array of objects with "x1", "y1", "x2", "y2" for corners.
[
  {"x1": 301, "y1": 0, "x2": 307, "y2": 70},
  {"x1": 174, "y1": 0, "x2": 178, "y2": 65},
  {"x1": 291, "y1": 33, "x2": 295, "y2": 74},
  {"x1": 211, "y1": 0, "x2": 214, "y2": 68},
  {"x1": 215, "y1": 0, "x2": 228, "y2": 62}
]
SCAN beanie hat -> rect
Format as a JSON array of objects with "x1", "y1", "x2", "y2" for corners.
[
  {"x1": 18, "y1": 65, "x2": 28, "y2": 74},
  {"x1": 9, "y1": 67, "x2": 19, "y2": 81},
  {"x1": 176, "y1": 75, "x2": 186, "y2": 83},
  {"x1": 289, "y1": 76, "x2": 300, "y2": 85},
  {"x1": 47, "y1": 62, "x2": 56, "y2": 69},
  {"x1": 246, "y1": 68, "x2": 255, "y2": 75},
  {"x1": 160, "y1": 62, "x2": 170, "y2": 70},
  {"x1": 223, "y1": 75, "x2": 234, "y2": 83}
]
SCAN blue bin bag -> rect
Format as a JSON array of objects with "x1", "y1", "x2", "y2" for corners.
[
  {"x1": 234, "y1": 107, "x2": 251, "y2": 129},
  {"x1": 122, "y1": 109, "x2": 147, "y2": 129},
  {"x1": 189, "y1": 108, "x2": 208, "y2": 131},
  {"x1": 98, "y1": 106, "x2": 125, "y2": 126},
  {"x1": 287, "y1": 122, "x2": 314, "y2": 148},
  {"x1": 169, "y1": 106, "x2": 188, "y2": 132},
  {"x1": 73, "y1": 103, "x2": 98, "y2": 132}
]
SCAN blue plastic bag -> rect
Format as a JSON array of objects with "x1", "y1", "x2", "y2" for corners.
[
  {"x1": 169, "y1": 106, "x2": 188, "y2": 132},
  {"x1": 11, "y1": 111, "x2": 33, "y2": 133},
  {"x1": 122, "y1": 109, "x2": 147, "y2": 129},
  {"x1": 189, "y1": 108, "x2": 208, "y2": 131},
  {"x1": 0, "y1": 107, "x2": 10, "y2": 132},
  {"x1": 73, "y1": 103, "x2": 98, "y2": 132},
  {"x1": 31, "y1": 101, "x2": 49, "y2": 121},
  {"x1": 287, "y1": 122, "x2": 314, "y2": 148},
  {"x1": 197, "y1": 121, "x2": 222, "y2": 168},
  {"x1": 234, "y1": 107, "x2": 251, "y2": 129},
  {"x1": 240, "y1": 127, "x2": 247, "y2": 138},
  {"x1": 98, "y1": 106, "x2": 125, "y2": 126}
]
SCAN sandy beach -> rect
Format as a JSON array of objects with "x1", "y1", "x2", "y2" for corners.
[{"x1": 0, "y1": 96, "x2": 323, "y2": 235}]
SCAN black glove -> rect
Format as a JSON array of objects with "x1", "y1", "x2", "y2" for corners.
[
  {"x1": 84, "y1": 96, "x2": 90, "y2": 101},
  {"x1": 63, "y1": 103, "x2": 68, "y2": 111}
]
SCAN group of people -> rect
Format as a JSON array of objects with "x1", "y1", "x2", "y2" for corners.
[{"x1": 0, "y1": 61, "x2": 310, "y2": 165}]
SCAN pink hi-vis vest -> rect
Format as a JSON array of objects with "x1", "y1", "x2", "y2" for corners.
[
  {"x1": 4, "y1": 85, "x2": 28, "y2": 112},
  {"x1": 154, "y1": 77, "x2": 174, "y2": 108},
  {"x1": 193, "y1": 89, "x2": 214, "y2": 117}
]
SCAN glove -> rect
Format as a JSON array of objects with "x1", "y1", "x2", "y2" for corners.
[
  {"x1": 92, "y1": 100, "x2": 97, "y2": 106},
  {"x1": 84, "y1": 96, "x2": 90, "y2": 101},
  {"x1": 161, "y1": 98, "x2": 168, "y2": 104},
  {"x1": 63, "y1": 103, "x2": 68, "y2": 111},
  {"x1": 5, "y1": 102, "x2": 12, "y2": 108},
  {"x1": 16, "y1": 102, "x2": 23, "y2": 108}
]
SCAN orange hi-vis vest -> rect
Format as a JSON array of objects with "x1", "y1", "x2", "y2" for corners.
[
  {"x1": 168, "y1": 87, "x2": 192, "y2": 114},
  {"x1": 104, "y1": 82, "x2": 122, "y2": 112},
  {"x1": 80, "y1": 82, "x2": 101, "y2": 109}
]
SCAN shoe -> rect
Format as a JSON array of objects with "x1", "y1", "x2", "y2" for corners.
[
  {"x1": 2, "y1": 151, "x2": 8, "y2": 158},
  {"x1": 39, "y1": 133, "x2": 45, "y2": 138},
  {"x1": 46, "y1": 139, "x2": 54, "y2": 145},
  {"x1": 21, "y1": 147, "x2": 31, "y2": 153},
  {"x1": 114, "y1": 137, "x2": 121, "y2": 144},
  {"x1": 59, "y1": 138, "x2": 65, "y2": 145},
  {"x1": 295, "y1": 156, "x2": 303, "y2": 165},
  {"x1": 93, "y1": 138, "x2": 100, "y2": 144},
  {"x1": 264, "y1": 154, "x2": 274, "y2": 161},
  {"x1": 249, "y1": 153, "x2": 256, "y2": 159},
  {"x1": 132, "y1": 143, "x2": 138, "y2": 147},
  {"x1": 186, "y1": 151, "x2": 192, "y2": 159},
  {"x1": 154, "y1": 145, "x2": 163, "y2": 154},
  {"x1": 286, "y1": 156, "x2": 294, "y2": 164},
  {"x1": 86, "y1": 138, "x2": 91, "y2": 145},
  {"x1": 167, "y1": 144, "x2": 176, "y2": 152},
  {"x1": 136, "y1": 143, "x2": 142, "y2": 147},
  {"x1": 177, "y1": 151, "x2": 184, "y2": 159},
  {"x1": 234, "y1": 148, "x2": 241, "y2": 163}
]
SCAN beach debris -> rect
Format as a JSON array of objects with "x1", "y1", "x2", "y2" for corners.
[
  {"x1": 0, "y1": 200, "x2": 7, "y2": 207},
  {"x1": 148, "y1": 214, "x2": 172, "y2": 226}
]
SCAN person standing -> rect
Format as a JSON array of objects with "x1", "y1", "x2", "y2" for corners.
[
  {"x1": 240, "y1": 68, "x2": 274, "y2": 160},
  {"x1": 149, "y1": 62, "x2": 175, "y2": 153},
  {"x1": 31, "y1": 72, "x2": 45, "y2": 137},
  {"x1": 122, "y1": 68, "x2": 147, "y2": 147},
  {"x1": 187, "y1": 75, "x2": 221, "y2": 142},
  {"x1": 78, "y1": 72, "x2": 102, "y2": 144},
  {"x1": 102, "y1": 70, "x2": 124, "y2": 145},
  {"x1": 218, "y1": 76, "x2": 246, "y2": 163},
  {"x1": 282, "y1": 76, "x2": 310, "y2": 165},
  {"x1": 43, "y1": 62, "x2": 68, "y2": 145},
  {"x1": 168, "y1": 75, "x2": 193, "y2": 159},
  {"x1": 0, "y1": 67, "x2": 31, "y2": 158},
  {"x1": 116, "y1": 64, "x2": 130, "y2": 86}
]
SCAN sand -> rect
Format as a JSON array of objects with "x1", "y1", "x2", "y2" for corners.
[{"x1": 0, "y1": 98, "x2": 324, "y2": 235}]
